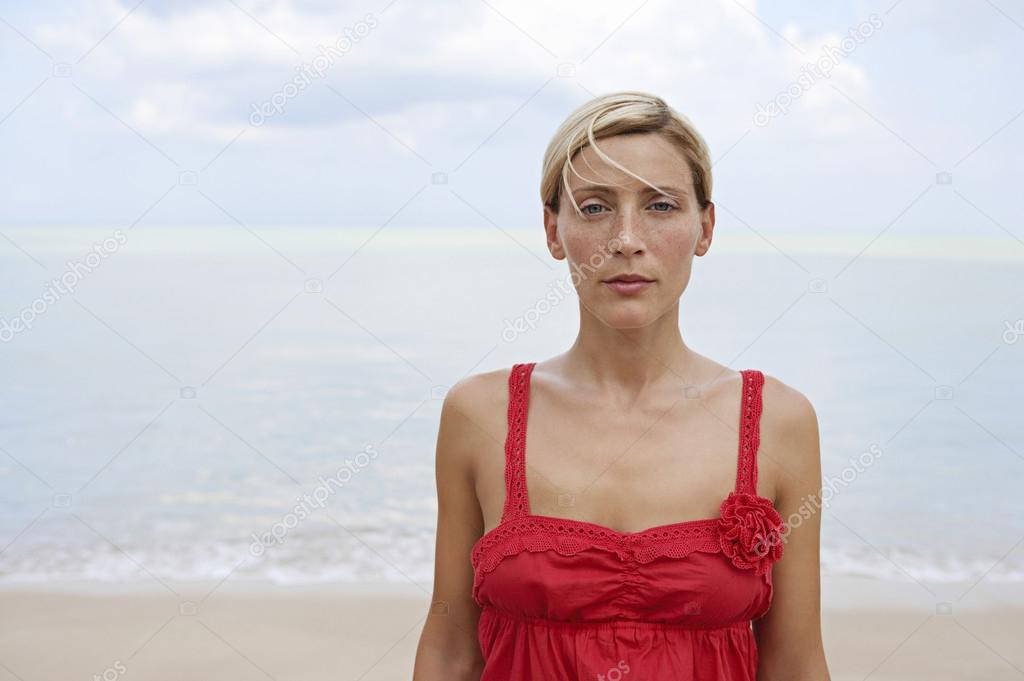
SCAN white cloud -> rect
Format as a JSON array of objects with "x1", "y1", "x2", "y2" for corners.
[
  {"x1": 2, "y1": 0, "x2": 1019, "y2": 233},
  {"x1": 32, "y1": 0, "x2": 876, "y2": 141}
]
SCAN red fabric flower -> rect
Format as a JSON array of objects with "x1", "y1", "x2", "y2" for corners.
[{"x1": 718, "y1": 492, "x2": 784, "y2": 575}]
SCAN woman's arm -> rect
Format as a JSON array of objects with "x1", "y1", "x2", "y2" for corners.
[
  {"x1": 754, "y1": 378, "x2": 831, "y2": 680},
  {"x1": 412, "y1": 377, "x2": 489, "y2": 680}
]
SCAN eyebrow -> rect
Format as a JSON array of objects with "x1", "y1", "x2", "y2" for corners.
[{"x1": 572, "y1": 184, "x2": 690, "y2": 197}]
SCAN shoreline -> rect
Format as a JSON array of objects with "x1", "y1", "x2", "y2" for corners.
[{"x1": 1, "y1": 573, "x2": 1021, "y2": 611}]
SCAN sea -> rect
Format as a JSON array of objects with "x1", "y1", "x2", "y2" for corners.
[{"x1": 1, "y1": 225, "x2": 1022, "y2": 599}]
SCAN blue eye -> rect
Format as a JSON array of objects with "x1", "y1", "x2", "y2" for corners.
[
  {"x1": 581, "y1": 203, "x2": 606, "y2": 215},
  {"x1": 650, "y1": 201, "x2": 676, "y2": 212}
]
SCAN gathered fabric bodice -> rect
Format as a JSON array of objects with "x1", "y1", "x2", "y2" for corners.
[{"x1": 470, "y1": 363, "x2": 786, "y2": 680}]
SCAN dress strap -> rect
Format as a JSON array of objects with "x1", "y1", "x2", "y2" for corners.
[
  {"x1": 501, "y1": 362, "x2": 536, "y2": 522},
  {"x1": 735, "y1": 369, "x2": 766, "y2": 496}
]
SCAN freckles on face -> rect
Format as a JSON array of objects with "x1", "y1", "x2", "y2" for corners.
[
  {"x1": 550, "y1": 133, "x2": 707, "y2": 317},
  {"x1": 553, "y1": 205, "x2": 701, "y2": 326},
  {"x1": 557, "y1": 212, "x2": 697, "y2": 267}
]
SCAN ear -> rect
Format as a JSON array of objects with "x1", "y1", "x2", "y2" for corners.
[
  {"x1": 694, "y1": 201, "x2": 715, "y2": 256},
  {"x1": 543, "y1": 204, "x2": 566, "y2": 260}
]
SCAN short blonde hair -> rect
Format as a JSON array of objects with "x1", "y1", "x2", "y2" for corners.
[{"x1": 540, "y1": 91, "x2": 713, "y2": 216}]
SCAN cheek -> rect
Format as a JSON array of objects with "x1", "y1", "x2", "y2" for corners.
[
  {"x1": 560, "y1": 226, "x2": 615, "y2": 265},
  {"x1": 652, "y1": 225, "x2": 699, "y2": 295},
  {"x1": 654, "y1": 222, "x2": 700, "y2": 261},
  {"x1": 663, "y1": 227, "x2": 691, "y2": 248}
]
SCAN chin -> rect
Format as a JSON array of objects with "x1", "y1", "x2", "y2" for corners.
[{"x1": 588, "y1": 301, "x2": 660, "y2": 329}]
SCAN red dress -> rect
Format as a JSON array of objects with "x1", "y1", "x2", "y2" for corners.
[{"x1": 471, "y1": 363, "x2": 785, "y2": 680}]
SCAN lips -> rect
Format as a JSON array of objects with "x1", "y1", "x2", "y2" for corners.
[
  {"x1": 601, "y1": 275, "x2": 655, "y2": 295},
  {"x1": 602, "y1": 274, "x2": 654, "y2": 283}
]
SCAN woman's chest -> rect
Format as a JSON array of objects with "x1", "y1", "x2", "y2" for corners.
[{"x1": 474, "y1": 546, "x2": 773, "y2": 628}]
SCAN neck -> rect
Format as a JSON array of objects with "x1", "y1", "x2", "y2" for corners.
[{"x1": 561, "y1": 299, "x2": 700, "y2": 394}]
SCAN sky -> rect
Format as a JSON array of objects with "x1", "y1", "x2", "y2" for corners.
[{"x1": 0, "y1": 0, "x2": 1022, "y2": 242}]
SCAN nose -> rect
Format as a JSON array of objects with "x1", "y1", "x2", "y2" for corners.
[{"x1": 614, "y1": 206, "x2": 645, "y2": 255}]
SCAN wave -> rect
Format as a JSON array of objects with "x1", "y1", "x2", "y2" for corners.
[{"x1": 2, "y1": 533, "x2": 1023, "y2": 587}]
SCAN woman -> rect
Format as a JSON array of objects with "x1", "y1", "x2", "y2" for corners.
[{"x1": 414, "y1": 91, "x2": 830, "y2": 680}]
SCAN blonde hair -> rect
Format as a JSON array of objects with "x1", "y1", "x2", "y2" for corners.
[{"x1": 540, "y1": 91, "x2": 713, "y2": 216}]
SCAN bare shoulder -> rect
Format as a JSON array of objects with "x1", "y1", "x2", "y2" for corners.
[
  {"x1": 761, "y1": 372, "x2": 818, "y2": 434},
  {"x1": 759, "y1": 372, "x2": 822, "y2": 502},
  {"x1": 441, "y1": 365, "x2": 512, "y2": 426},
  {"x1": 436, "y1": 366, "x2": 515, "y2": 475}
]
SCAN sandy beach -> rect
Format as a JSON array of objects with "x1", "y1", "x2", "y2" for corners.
[{"x1": 1, "y1": 578, "x2": 1022, "y2": 680}]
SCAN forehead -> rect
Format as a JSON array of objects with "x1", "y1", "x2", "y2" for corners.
[{"x1": 568, "y1": 132, "x2": 693, "y2": 192}]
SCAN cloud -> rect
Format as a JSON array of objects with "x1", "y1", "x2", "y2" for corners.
[
  {"x1": 29, "y1": 0, "x2": 876, "y2": 142},
  {"x1": 1, "y1": 0, "x2": 1018, "y2": 233}
]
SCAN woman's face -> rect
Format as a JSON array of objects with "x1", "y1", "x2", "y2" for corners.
[{"x1": 543, "y1": 131, "x2": 715, "y2": 329}]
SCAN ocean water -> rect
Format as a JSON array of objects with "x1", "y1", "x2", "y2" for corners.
[{"x1": 1, "y1": 225, "x2": 1022, "y2": 595}]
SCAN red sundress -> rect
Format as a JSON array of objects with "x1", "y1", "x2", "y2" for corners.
[{"x1": 470, "y1": 362, "x2": 786, "y2": 680}]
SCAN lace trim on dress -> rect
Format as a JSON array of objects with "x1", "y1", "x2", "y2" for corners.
[
  {"x1": 500, "y1": 362, "x2": 533, "y2": 523},
  {"x1": 471, "y1": 514, "x2": 723, "y2": 595},
  {"x1": 735, "y1": 368, "x2": 765, "y2": 496}
]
